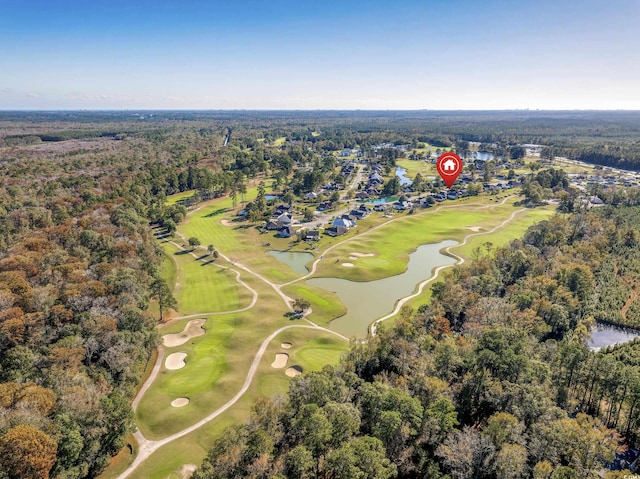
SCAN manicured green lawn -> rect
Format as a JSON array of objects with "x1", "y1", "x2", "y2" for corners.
[
  {"x1": 313, "y1": 197, "x2": 522, "y2": 282},
  {"x1": 281, "y1": 283, "x2": 346, "y2": 327},
  {"x1": 160, "y1": 242, "x2": 253, "y2": 315},
  {"x1": 395, "y1": 158, "x2": 435, "y2": 178},
  {"x1": 387, "y1": 204, "x2": 556, "y2": 318},
  {"x1": 106, "y1": 329, "x2": 348, "y2": 479},
  {"x1": 136, "y1": 271, "x2": 289, "y2": 439},
  {"x1": 166, "y1": 190, "x2": 196, "y2": 206}
]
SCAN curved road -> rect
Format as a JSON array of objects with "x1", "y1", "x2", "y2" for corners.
[
  {"x1": 118, "y1": 195, "x2": 521, "y2": 478},
  {"x1": 370, "y1": 207, "x2": 526, "y2": 335}
]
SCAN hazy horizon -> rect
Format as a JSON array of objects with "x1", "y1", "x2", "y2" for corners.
[{"x1": 2, "y1": 0, "x2": 639, "y2": 110}]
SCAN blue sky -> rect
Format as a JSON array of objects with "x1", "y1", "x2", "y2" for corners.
[{"x1": 1, "y1": 0, "x2": 639, "y2": 109}]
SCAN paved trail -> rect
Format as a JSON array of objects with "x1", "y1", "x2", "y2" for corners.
[
  {"x1": 370, "y1": 207, "x2": 526, "y2": 335},
  {"x1": 118, "y1": 195, "x2": 519, "y2": 478}
]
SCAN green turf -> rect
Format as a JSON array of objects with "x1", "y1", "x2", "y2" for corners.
[
  {"x1": 159, "y1": 242, "x2": 253, "y2": 315},
  {"x1": 103, "y1": 329, "x2": 348, "y2": 479},
  {"x1": 281, "y1": 283, "x2": 347, "y2": 327},
  {"x1": 166, "y1": 190, "x2": 196, "y2": 206},
  {"x1": 313, "y1": 196, "x2": 522, "y2": 282},
  {"x1": 389, "y1": 204, "x2": 556, "y2": 317}
]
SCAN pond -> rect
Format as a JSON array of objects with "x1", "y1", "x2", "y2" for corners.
[
  {"x1": 396, "y1": 167, "x2": 413, "y2": 185},
  {"x1": 264, "y1": 194, "x2": 280, "y2": 201},
  {"x1": 588, "y1": 322, "x2": 640, "y2": 351},
  {"x1": 365, "y1": 196, "x2": 399, "y2": 205},
  {"x1": 473, "y1": 151, "x2": 495, "y2": 161},
  {"x1": 267, "y1": 250, "x2": 314, "y2": 275},
  {"x1": 307, "y1": 240, "x2": 458, "y2": 338}
]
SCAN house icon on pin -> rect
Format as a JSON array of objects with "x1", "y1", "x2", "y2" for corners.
[{"x1": 443, "y1": 158, "x2": 457, "y2": 172}]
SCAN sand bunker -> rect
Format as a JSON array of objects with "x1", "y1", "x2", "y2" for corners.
[
  {"x1": 281, "y1": 342, "x2": 292, "y2": 349},
  {"x1": 179, "y1": 464, "x2": 197, "y2": 479},
  {"x1": 342, "y1": 262, "x2": 354, "y2": 267},
  {"x1": 271, "y1": 353, "x2": 289, "y2": 368},
  {"x1": 165, "y1": 352, "x2": 187, "y2": 370},
  {"x1": 467, "y1": 226, "x2": 482, "y2": 232},
  {"x1": 171, "y1": 398, "x2": 190, "y2": 407},
  {"x1": 349, "y1": 256, "x2": 358, "y2": 260},
  {"x1": 351, "y1": 252, "x2": 374, "y2": 257},
  {"x1": 286, "y1": 365, "x2": 303, "y2": 377},
  {"x1": 163, "y1": 319, "x2": 206, "y2": 347}
]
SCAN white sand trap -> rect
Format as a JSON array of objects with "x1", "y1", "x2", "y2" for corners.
[
  {"x1": 165, "y1": 352, "x2": 187, "y2": 370},
  {"x1": 342, "y1": 262, "x2": 354, "y2": 267},
  {"x1": 171, "y1": 398, "x2": 190, "y2": 407},
  {"x1": 281, "y1": 342, "x2": 292, "y2": 349},
  {"x1": 221, "y1": 219, "x2": 233, "y2": 226},
  {"x1": 271, "y1": 353, "x2": 289, "y2": 368},
  {"x1": 349, "y1": 256, "x2": 358, "y2": 260},
  {"x1": 351, "y1": 252, "x2": 374, "y2": 257},
  {"x1": 467, "y1": 226, "x2": 482, "y2": 232},
  {"x1": 286, "y1": 365, "x2": 303, "y2": 377},
  {"x1": 163, "y1": 319, "x2": 206, "y2": 347},
  {"x1": 179, "y1": 464, "x2": 197, "y2": 479}
]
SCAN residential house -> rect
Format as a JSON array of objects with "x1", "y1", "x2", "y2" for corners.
[
  {"x1": 276, "y1": 213, "x2": 293, "y2": 228},
  {"x1": 278, "y1": 226, "x2": 295, "y2": 238},
  {"x1": 325, "y1": 225, "x2": 349, "y2": 237},
  {"x1": 265, "y1": 220, "x2": 279, "y2": 231},
  {"x1": 392, "y1": 201, "x2": 412, "y2": 210},
  {"x1": 333, "y1": 217, "x2": 355, "y2": 230},
  {"x1": 304, "y1": 230, "x2": 320, "y2": 242}
]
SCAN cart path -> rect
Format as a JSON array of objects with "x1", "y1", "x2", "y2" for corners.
[
  {"x1": 370, "y1": 207, "x2": 527, "y2": 335},
  {"x1": 118, "y1": 196, "x2": 519, "y2": 477},
  {"x1": 116, "y1": 324, "x2": 347, "y2": 479},
  {"x1": 281, "y1": 195, "x2": 517, "y2": 286}
]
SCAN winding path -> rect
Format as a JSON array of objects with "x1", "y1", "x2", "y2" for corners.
[
  {"x1": 117, "y1": 195, "x2": 523, "y2": 478},
  {"x1": 370, "y1": 207, "x2": 526, "y2": 335},
  {"x1": 117, "y1": 324, "x2": 345, "y2": 479}
]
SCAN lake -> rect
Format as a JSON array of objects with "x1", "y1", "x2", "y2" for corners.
[
  {"x1": 307, "y1": 240, "x2": 458, "y2": 338},
  {"x1": 473, "y1": 151, "x2": 495, "y2": 161},
  {"x1": 267, "y1": 250, "x2": 314, "y2": 275},
  {"x1": 396, "y1": 167, "x2": 413, "y2": 185},
  {"x1": 588, "y1": 322, "x2": 640, "y2": 351}
]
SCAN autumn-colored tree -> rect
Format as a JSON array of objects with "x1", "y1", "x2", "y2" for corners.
[{"x1": 0, "y1": 424, "x2": 58, "y2": 479}]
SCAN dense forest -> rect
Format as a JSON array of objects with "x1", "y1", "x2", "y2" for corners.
[{"x1": 194, "y1": 205, "x2": 640, "y2": 479}]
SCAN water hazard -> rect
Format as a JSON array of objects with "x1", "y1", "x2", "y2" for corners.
[{"x1": 308, "y1": 240, "x2": 458, "y2": 338}]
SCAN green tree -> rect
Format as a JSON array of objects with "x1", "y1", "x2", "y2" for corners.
[
  {"x1": 292, "y1": 298, "x2": 311, "y2": 312},
  {"x1": 285, "y1": 446, "x2": 314, "y2": 479},
  {"x1": 152, "y1": 279, "x2": 177, "y2": 321},
  {"x1": 188, "y1": 236, "x2": 201, "y2": 248},
  {"x1": 382, "y1": 177, "x2": 400, "y2": 195},
  {"x1": 325, "y1": 436, "x2": 396, "y2": 479}
]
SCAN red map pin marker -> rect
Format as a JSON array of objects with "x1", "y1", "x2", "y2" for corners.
[{"x1": 436, "y1": 152, "x2": 463, "y2": 188}]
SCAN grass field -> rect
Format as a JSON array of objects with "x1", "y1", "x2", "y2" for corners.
[
  {"x1": 102, "y1": 328, "x2": 348, "y2": 479},
  {"x1": 102, "y1": 187, "x2": 556, "y2": 478},
  {"x1": 395, "y1": 158, "x2": 435, "y2": 178},
  {"x1": 160, "y1": 242, "x2": 253, "y2": 315},
  {"x1": 166, "y1": 190, "x2": 195, "y2": 206},
  {"x1": 136, "y1": 267, "x2": 289, "y2": 439},
  {"x1": 382, "y1": 204, "x2": 556, "y2": 324},
  {"x1": 313, "y1": 196, "x2": 522, "y2": 282}
]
